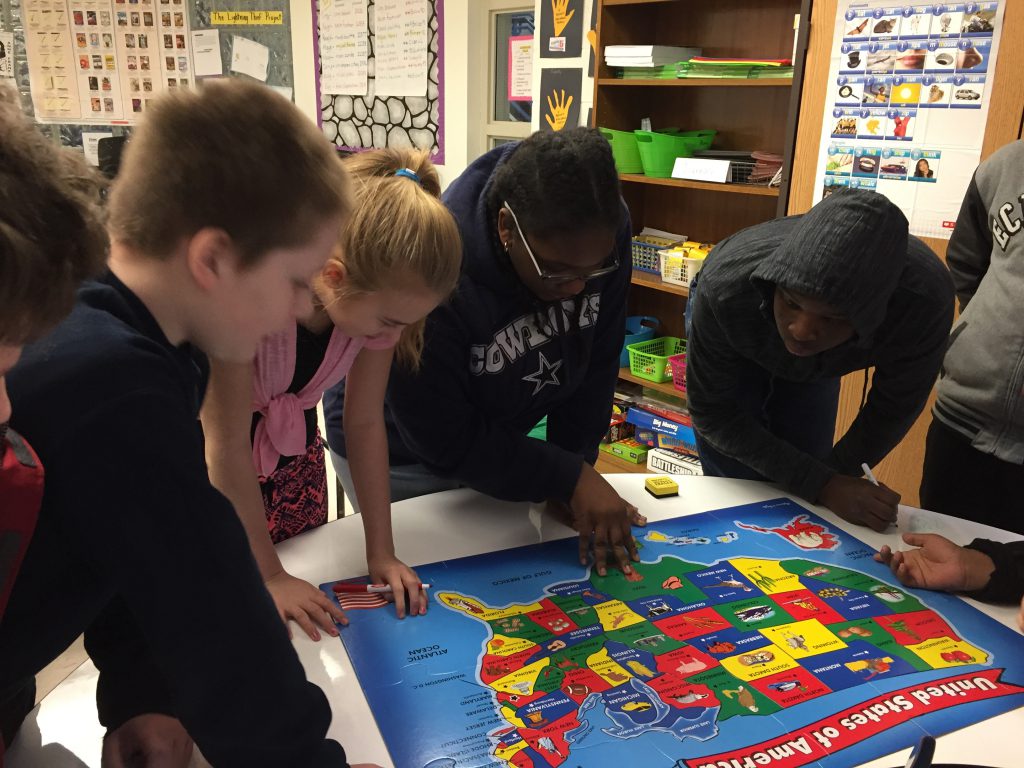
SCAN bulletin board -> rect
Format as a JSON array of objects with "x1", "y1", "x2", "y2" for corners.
[
  {"x1": 1, "y1": 0, "x2": 291, "y2": 134},
  {"x1": 314, "y1": 0, "x2": 444, "y2": 164}
]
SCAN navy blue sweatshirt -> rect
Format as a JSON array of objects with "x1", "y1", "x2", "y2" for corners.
[
  {"x1": 326, "y1": 143, "x2": 630, "y2": 502},
  {"x1": 1, "y1": 273, "x2": 348, "y2": 767}
]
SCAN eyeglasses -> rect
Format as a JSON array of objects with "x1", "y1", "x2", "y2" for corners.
[{"x1": 503, "y1": 201, "x2": 619, "y2": 285}]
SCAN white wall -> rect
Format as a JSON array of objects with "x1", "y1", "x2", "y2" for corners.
[{"x1": 290, "y1": 0, "x2": 471, "y2": 188}]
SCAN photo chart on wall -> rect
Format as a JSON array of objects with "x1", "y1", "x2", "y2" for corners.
[
  {"x1": 812, "y1": 1, "x2": 1006, "y2": 239},
  {"x1": 314, "y1": 0, "x2": 444, "y2": 163}
]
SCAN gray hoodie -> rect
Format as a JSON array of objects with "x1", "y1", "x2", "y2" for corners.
[
  {"x1": 934, "y1": 140, "x2": 1024, "y2": 463},
  {"x1": 686, "y1": 189, "x2": 955, "y2": 501}
]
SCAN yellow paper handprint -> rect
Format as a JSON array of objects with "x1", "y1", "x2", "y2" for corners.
[
  {"x1": 552, "y1": 0, "x2": 576, "y2": 37},
  {"x1": 545, "y1": 89, "x2": 573, "y2": 131},
  {"x1": 587, "y1": 28, "x2": 597, "y2": 56}
]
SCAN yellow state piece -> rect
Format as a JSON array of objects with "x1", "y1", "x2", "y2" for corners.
[
  {"x1": 908, "y1": 637, "x2": 988, "y2": 668},
  {"x1": 761, "y1": 619, "x2": 847, "y2": 660},
  {"x1": 487, "y1": 634, "x2": 538, "y2": 657},
  {"x1": 594, "y1": 599, "x2": 646, "y2": 631},
  {"x1": 491, "y1": 658, "x2": 550, "y2": 696},
  {"x1": 645, "y1": 531, "x2": 673, "y2": 543},
  {"x1": 498, "y1": 703, "x2": 527, "y2": 730},
  {"x1": 494, "y1": 735, "x2": 529, "y2": 762},
  {"x1": 587, "y1": 647, "x2": 634, "y2": 686},
  {"x1": 728, "y1": 558, "x2": 803, "y2": 595},
  {"x1": 720, "y1": 643, "x2": 800, "y2": 682},
  {"x1": 437, "y1": 593, "x2": 542, "y2": 622}
]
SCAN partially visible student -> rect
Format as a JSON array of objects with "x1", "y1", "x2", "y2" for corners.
[
  {"x1": 202, "y1": 149, "x2": 461, "y2": 638},
  {"x1": 0, "y1": 84, "x2": 106, "y2": 756},
  {"x1": 685, "y1": 190, "x2": 955, "y2": 532},
  {"x1": 919, "y1": 140, "x2": 1024, "y2": 535},
  {"x1": 325, "y1": 128, "x2": 643, "y2": 577},
  {"x1": 875, "y1": 534, "x2": 1024, "y2": 632},
  {"x1": 0, "y1": 81, "x2": 378, "y2": 767}
]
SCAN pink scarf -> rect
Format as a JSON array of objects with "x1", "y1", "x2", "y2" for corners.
[{"x1": 251, "y1": 326, "x2": 365, "y2": 477}]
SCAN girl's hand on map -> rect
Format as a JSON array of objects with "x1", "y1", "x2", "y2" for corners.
[
  {"x1": 819, "y1": 475, "x2": 899, "y2": 531},
  {"x1": 369, "y1": 552, "x2": 427, "y2": 619},
  {"x1": 101, "y1": 713, "x2": 194, "y2": 768},
  {"x1": 874, "y1": 533, "x2": 995, "y2": 593},
  {"x1": 266, "y1": 570, "x2": 348, "y2": 641},
  {"x1": 570, "y1": 463, "x2": 639, "y2": 577}
]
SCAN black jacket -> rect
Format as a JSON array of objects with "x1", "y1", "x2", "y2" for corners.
[{"x1": 3, "y1": 273, "x2": 347, "y2": 767}]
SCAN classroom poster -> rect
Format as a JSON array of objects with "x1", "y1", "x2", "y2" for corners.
[
  {"x1": 23, "y1": 0, "x2": 80, "y2": 118},
  {"x1": 317, "y1": 0, "x2": 368, "y2": 95},
  {"x1": 508, "y1": 35, "x2": 532, "y2": 102},
  {"x1": 326, "y1": 499, "x2": 1024, "y2": 768},
  {"x1": 0, "y1": 32, "x2": 14, "y2": 78},
  {"x1": 539, "y1": 67, "x2": 581, "y2": 133},
  {"x1": 587, "y1": 0, "x2": 597, "y2": 76},
  {"x1": 374, "y1": 0, "x2": 428, "y2": 97},
  {"x1": 539, "y1": 0, "x2": 581, "y2": 58},
  {"x1": 812, "y1": 1, "x2": 1006, "y2": 239}
]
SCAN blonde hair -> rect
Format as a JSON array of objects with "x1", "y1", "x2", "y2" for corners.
[
  {"x1": 0, "y1": 85, "x2": 107, "y2": 344},
  {"x1": 108, "y1": 79, "x2": 350, "y2": 266},
  {"x1": 328, "y1": 148, "x2": 462, "y2": 368}
]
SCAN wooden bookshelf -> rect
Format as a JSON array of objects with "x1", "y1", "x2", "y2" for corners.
[
  {"x1": 630, "y1": 269, "x2": 689, "y2": 297},
  {"x1": 598, "y1": 78, "x2": 793, "y2": 87},
  {"x1": 620, "y1": 174, "x2": 780, "y2": 197},
  {"x1": 596, "y1": 451, "x2": 651, "y2": 475},
  {"x1": 618, "y1": 367, "x2": 686, "y2": 402}
]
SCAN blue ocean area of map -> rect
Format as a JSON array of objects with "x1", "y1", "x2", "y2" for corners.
[{"x1": 324, "y1": 498, "x2": 1024, "y2": 768}]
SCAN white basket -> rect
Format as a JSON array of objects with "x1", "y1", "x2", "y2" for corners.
[{"x1": 660, "y1": 252, "x2": 705, "y2": 287}]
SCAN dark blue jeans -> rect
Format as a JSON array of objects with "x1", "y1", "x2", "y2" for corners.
[{"x1": 685, "y1": 272, "x2": 841, "y2": 481}]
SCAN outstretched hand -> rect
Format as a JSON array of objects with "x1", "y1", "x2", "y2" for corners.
[
  {"x1": 266, "y1": 570, "x2": 348, "y2": 641},
  {"x1": 874, "y1": 532, "x2": 994, "y2": 593}
]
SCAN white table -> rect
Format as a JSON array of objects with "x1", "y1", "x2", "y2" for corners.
[{"x1": 7, "y1": 476, "x2": 1022, "y2": 767}]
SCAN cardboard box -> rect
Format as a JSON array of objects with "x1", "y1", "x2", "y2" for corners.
[
  {"x1": 625, "y1": 407, "x2": 697, "y2": 454},
  {"x1": 647, "y1": 448, "x2": 702, "y2": 476},
  {"x1": 604, "y1": 414, "x2": 634, "y2": 445},
  {"x1": 600, "y1": 438, "x2": 649, "y2": 464}
]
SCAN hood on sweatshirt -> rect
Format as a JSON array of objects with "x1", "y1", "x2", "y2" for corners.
[{"x1": 750, "y1": 189, "x2": 909, "y2": 348}]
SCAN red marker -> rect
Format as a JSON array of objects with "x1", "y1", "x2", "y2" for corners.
[{"x1": 332, "y1": 582, "x2": 432, "y2": 594}]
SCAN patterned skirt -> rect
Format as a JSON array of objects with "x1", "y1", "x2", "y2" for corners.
[{"x1": 260, "y1": 428, "x2": 328, "y2": 544}]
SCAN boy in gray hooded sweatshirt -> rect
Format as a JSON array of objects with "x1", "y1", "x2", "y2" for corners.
[{"x1": 686, "y1": 189, "x2": 954, "y2": 531}]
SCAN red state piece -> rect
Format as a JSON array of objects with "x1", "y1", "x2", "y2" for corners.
[
  {"x1": 751, "y1": 666, "x2": 831, "y2": 708},
  {"x1": 560, "y1": 666, "x2": 612, "y2": 702},
  {"x1": 655, "y1": 607, "x2": 732, "y2": 641},
  {"x1": 510, "y1": 749, "x2": 539, "y2": 768},
  {"x1": 771, "y1": 588, "x2": 847, "y2": 625},
  {"x1": 874, "y1": 610, "x2": 962, "y2": 645},
  {"x1": 521, "y1": 713, "x2": 579, "y2": 767},
  {"x1": 655, "y1": 645, "x2": 719, "y2": 678},
  {"x1": 526, "y1": 599, "x2": 580, "y2": 636},
  {"x1": 481, "y1": 646, "x2": 543, "y2": 685},
  {"x1": 646, "y1": 673, "x2": 720, "y2": 711}
]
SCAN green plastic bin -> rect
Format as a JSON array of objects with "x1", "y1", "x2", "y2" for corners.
[
  {"x1": 634, "y1": 129, "x2": 718, "y2": 178},
  {"x1": 599, "y1": 127, "x2": 644, "y2": 174}
]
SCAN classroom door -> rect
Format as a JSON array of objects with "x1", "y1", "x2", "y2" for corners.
[{"x1": 467, "y1": 0, "x2": 535, "y2": 164}]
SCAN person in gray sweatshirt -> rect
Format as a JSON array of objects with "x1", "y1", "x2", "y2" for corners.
[
  {"x1": 685, "y1": 189, "x2": 954, "y2": 531},
  {"x1": 920, "y1": 140, "x2": 1024, "y2": 535}
]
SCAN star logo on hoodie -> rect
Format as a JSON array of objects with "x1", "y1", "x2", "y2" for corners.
[{"x1": 522, "y1": 352, "x2": 562, "y2": 395}]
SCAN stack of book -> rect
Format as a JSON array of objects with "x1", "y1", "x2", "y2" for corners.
[
  {"x1": 677, "y1": 57, "x2": 794, "y2": 79},
  {"x1": 605, "y1": 45, "x2": 701, "y2": 70}
]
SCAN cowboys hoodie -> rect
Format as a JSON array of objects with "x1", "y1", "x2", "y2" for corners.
[
  {"x1": 686, "y1": 189, "x2": 954, "y2": 502},
  {"x1": 358, "y1": 143, "x2": 631, "y2": 502}
]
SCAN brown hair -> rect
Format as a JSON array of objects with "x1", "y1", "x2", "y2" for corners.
[
  {"x1": 108, "y1": 79, "x2": 350, "y2": 265},
  {"x1": 327, "y1": 148, "x2": 462, "y2": 368},
  {"x1": 0, "y1": 85, "x2": 107, "y2": 345}
]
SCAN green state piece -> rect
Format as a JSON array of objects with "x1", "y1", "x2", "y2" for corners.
[
  {"x1": 605, "y1": 621, "x2": 688, "y2": 655},
  {"x1": 533, "y1": 663, "x2": 566, "y2": 694},
  {"x1": 689, "y1": 666, "x2": 781, "y2": 719},
  {"x1": 830, "y1": 619, "x2": 932, "y2": 671},
  {"x1": 549, "y1": 636, "x2": 607, "y2": 671},
  {"x1": 548, "y1": 594, "x2": 600, "y2": 629},
  {"x1": 591, "y1": 558, "x2": 707, "y2": 604}
]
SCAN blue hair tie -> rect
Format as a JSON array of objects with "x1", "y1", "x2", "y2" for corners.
[{"x1": 394, "y1": 168, "x2": 422, "y2": 184}]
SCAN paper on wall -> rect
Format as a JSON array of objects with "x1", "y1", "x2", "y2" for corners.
[
  {"x1": 191, "y1": 29, "x2": 222, "y2": 77},
  {"x1": 319, "y1": 0, "x2": 368, "y2": 96},
  {"x1": 373, "y1": 0, "x2": 428, "y2": 97},
  {"x1": 0, "y1": 32, "x2": 14, "y2": 78},
  {"x1": 82, "y1": 131, "x2": 113, "y2": 166},
  {"x1": 230, "y1": 35, "x2": 269, "y2": 82}
]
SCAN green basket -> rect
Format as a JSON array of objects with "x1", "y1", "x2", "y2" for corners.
[
  {"x1": 599, "y1": 127, "x2": 644, "y2": 174},
  {"x1": 627, "y1": 336, "x2": 686, "y2": 383},
  {"x1": 634, "y1": 129, "x2": 717, "y2": 178}
]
